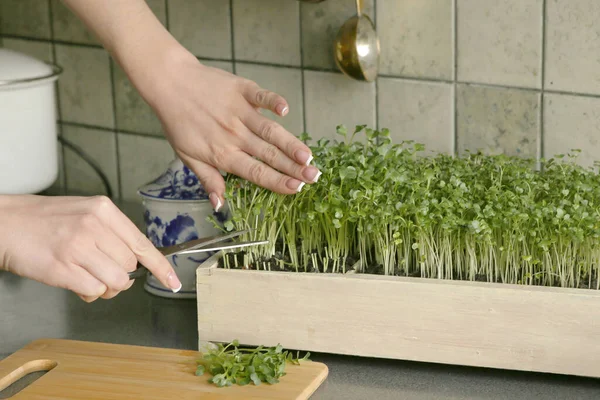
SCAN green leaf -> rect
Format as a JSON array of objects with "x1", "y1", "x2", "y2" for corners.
[
  {"x1": 250, "y1": 372, "x2": 262, "y2": 386},
  {"x1": 195, "y1": 365, "x2": 205, "y2": 376},
  {"x1": 223, "y1": 220, "x2": 234, "y2": 231},
  {"x1": 336, "y1": 125, "x2": 347, "y2": 137},
  {"x1": 339, "y1": 166, "x2": 357, "y2": 180}
]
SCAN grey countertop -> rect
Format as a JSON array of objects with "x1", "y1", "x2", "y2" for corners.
[{"x1": 1, "y1": 199, "x2": 600, "y2": 399}]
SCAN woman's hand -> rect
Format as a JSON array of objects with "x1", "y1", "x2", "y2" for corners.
[
  {"x1": 145, "y1": 52, "x2": 322, "y2": 211},
  {"x1": 60, "y1": 0, "x2": 322, "y2": 212},
  {"x1": 0, "y1": 195, "x2": 182, "y2": 302}
]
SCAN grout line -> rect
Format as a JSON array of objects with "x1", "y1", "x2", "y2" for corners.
[
  {"x1": 379, "y1": 73, "x2": 453, "y2": 85},
  {"x1": 0, "y1": 33, "x2": 103, "y2": 49},
  {"x1": 233, "y1": 58, "x2": 316, "y2": 72},
  {"x1": 299, "y1": 0, "x2": 307, "y2": 134},
  {"x1": 59, "y1": 121, "x2": 170, "y2": 140},
  {"x1": 229, "y1": 0, "x2": 236, "y2": 74},
  {"x1": 539, "y1": 0, "x2": 547, "y2": 164},
  {"x1": 109, "y1": 60, "x2": 122, "y2": 200},
  {"x1": 48, "y1": 0, "x2": 67, "y2": 194},
  {"x1": 453, "y1": 0, "x2": 458, "y2": 156},
  {"x1": 196, "y1": 56, "x2": 235, "y2": 64},
  {"x1": 457, "y1": 81, "x2": 541, "y2": 93},
  {"x1": 164, "y1": 0, "x2": 170, "y2": 30}
]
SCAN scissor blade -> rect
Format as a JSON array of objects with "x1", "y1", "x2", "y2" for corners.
[
  {"x1": 159, "y1": 229, "x2": 251, "y2": 257},
  {"x1": 175, "y1": 240, "x2": 269, "y2": 255}
]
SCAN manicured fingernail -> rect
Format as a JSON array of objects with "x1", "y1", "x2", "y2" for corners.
[
  {"x1": 286, "y1": 179, "x2": 303, "y2": 192},
  {"x1": 209, "y1": 192, "x2": 222, "y2": 212},
  {"x1": 296, "y1": 150, "x2": 312, "y2": 165},
  {"x1": 276, "y1": 104, "x2": 288, "y2": 116},
  {"x1": 167, "y1": 272, "x2": 182, "y2": 293},
  {"x1": 303, "y1": 166, "x2": 321, "y2": 182},
  {"x1": 312, "y1": 170, "x2": 322, "y2": 183},
  {"x1": 305, "y1": 154, "x2": 313, "y2": 166}
]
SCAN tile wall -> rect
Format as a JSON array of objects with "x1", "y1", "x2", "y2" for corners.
[{"x1": 1, "y1": 0, "x2": 600, "y2": 201}]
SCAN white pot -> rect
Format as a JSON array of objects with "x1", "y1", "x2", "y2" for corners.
[{"x1": 0, "y1": 49, "x2": 62, "y2": 194}]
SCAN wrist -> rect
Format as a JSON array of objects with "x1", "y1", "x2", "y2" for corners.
[{"x1": 109, "y1": 21, "x2": 196, "y2": 108}]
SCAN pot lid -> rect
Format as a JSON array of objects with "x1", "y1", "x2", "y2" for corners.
[
  {"x1": 137, "y1": 158, "x2": 209, "y2": 201},
  {"x1": 0, "y1": 49, "x2": 54, "y2": 82}
]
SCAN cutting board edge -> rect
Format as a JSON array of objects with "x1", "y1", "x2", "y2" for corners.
[{"x1": 1, "y1": 338, "x2": 330, "y2": 400}]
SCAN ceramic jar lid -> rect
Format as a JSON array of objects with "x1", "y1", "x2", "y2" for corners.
[{"x1": 137, "y1": 158, "x2": 209, "y2": 201}]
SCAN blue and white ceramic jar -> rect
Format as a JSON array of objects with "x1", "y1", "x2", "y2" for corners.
[{"x1": 137, "y1": 158, "x2": 227, "y2": 299}]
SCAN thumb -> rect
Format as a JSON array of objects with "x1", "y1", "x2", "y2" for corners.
[{"x1": 188, "y1": 160, "x2": 226, "y2": 212}]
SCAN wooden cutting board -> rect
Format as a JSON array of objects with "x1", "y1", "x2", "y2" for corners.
[{"x1": 0, "y1": 339, "x2": 328, "y2": 399}]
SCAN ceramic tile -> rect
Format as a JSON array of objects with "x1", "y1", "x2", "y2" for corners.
[
  {"x1": 235, "y1": 63, "x2": 303, "y2": 134},
  {"x1": 63, "y1": 125, "x2": 119, "y2": 197},
  {"x1": 0, "y1": 0, "x2": 51, "y2": 39},
  {"x1": 545, "y1": 0, "x2": 600, "y2": 95},
  {"x1": 51, "y1": 0, "x2": 166, "y2": 45},
  {"x1": 48, "y1": 143, "x2": 66, "y2": 194},
  {"x1": 50, "y1": 1, "x2": 98, "y2": 45},
  {"x1": 300, "y1": 0, "x2": 374, "y2": 70},
  {"x1": 48, "y1": 124, "x2": 66, "y2": 194},
  {"x1": 113, "y1": 60, "x2": 163, "y2": 136},
  {"x1": 54, "y1": 45, "x2": 114, "y2": 128},
  {"x1": 377, "y1": 0, "x2": 453, "y2": 79},
  {"x1": 168, "y1": 0, "x2": 232, "y2": 59},
  {"x1": 304, "y1": 70, "x2": 375, "y2": 141},
  {"x1": 118, "y1": 134, "x2": 175, "y2": 201},
  {"x1": 457, "y1": 0, "x2": 542, "y2": 88},
  {"x1": 1, "y1": 38, "x2": 53, "y2": 62},
  {"x1": 456, "y1": 84, "x2": 540, "y2": 158},
  {"x1": 233, "y1": 0, "x2": 300, "y2": 66},
  {"x1": 378, "y1": 78, "x2": 453, "y2": 154},
  {"x1": 543, "y1": 94, "x2": 600, "y2": 167}
]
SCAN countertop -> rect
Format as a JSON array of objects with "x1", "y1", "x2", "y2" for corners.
[{"x1": 1, "y1": 199, "x2": 600, "y2": 399}]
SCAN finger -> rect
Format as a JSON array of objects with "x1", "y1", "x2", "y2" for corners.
[
  {"x1": 243, "y1": 83, "x2": 289, "y2": 117},
  {"x1": 88, "y1": 196, "x2": 182, "y2": 293},
  {"x1": 58, "y1": 263, "x2": 107, "y2": 302},
  {"x1": 78, "y1": 247, "x2": 131, "y2": 299},
  {"x1": 228, "y1": 151, "x2": 305, "y2": 195},
  {"x1": 241, "y1": 108, "x2": 314, "y2": 167},
  {"x1": 179, "y1": 156, "x2": 226, "y2": 212},
  {"x1": 241, "y1": 132, "x2": 321, "y2": 184},
  {"x1": 95, "y1": 224, "x2": 138, "y2": 273}
]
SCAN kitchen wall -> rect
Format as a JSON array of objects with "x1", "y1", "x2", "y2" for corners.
[{"x1": 1, "y1": 0, "x2": 599, "y2": 201}]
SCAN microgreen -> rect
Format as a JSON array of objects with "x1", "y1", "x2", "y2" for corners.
[
  {"x1": 195, "y1": 340, "x2": 310, "y2": 387},
  {"x1": 212, "y1": 125, "x2": 600, "y2": 290}
]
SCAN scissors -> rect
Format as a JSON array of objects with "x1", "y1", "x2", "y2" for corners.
[{"x1": 128, "y1": 229, "x2": 267, "y2": 280}]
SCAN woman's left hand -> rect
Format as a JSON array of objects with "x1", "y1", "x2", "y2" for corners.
[{"x1": 141, "y1": 50, "x2": 321, "y2": 211}]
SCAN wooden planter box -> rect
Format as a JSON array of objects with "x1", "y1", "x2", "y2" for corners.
[{"x1": 196, "y1": 253, "x2": 600, "y2": 379}]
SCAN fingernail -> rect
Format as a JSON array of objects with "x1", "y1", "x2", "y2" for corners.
[
  {"x1": 312, "y1": 170, "x2": 322, "y2": 183},
  {"x1": 302, "y1": 166, "x2": 321, "y2": 183},
  {"x1": 167, "y1": 272, "x2": 182, "y2": 293},
  {"x1": 286, "y1": 179, "x2": 303, "y2": 192},
  {"x1": 209, "y1": 192, "x2": 222, "y2": 212},
  {"x1": 276, "y1": 104, "x2": 288, "y2": 116},
  {"x1": 295, "y1": 150, "x2": 312, "y2": 165}
]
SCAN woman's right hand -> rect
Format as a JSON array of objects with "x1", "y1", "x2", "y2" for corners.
[{"x1": 0, "y1": 194, "x2": 181, "y2": 302}]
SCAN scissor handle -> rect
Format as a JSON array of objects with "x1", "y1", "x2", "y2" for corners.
[{"x1": 128, "y1": 264, "x2": 148, "y2": 280}]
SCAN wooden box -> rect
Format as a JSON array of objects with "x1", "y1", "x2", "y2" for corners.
[{"x1": 196, "y1": 253, "x2": 600, "y2": 378}]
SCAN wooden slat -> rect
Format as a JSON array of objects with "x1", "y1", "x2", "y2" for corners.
[
  {"x1": 197, "y1": 256, "x2": 600, "y2": 378},
  {"x1": 0, "y1": 339, "x2": 328, "y2": 399}
]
